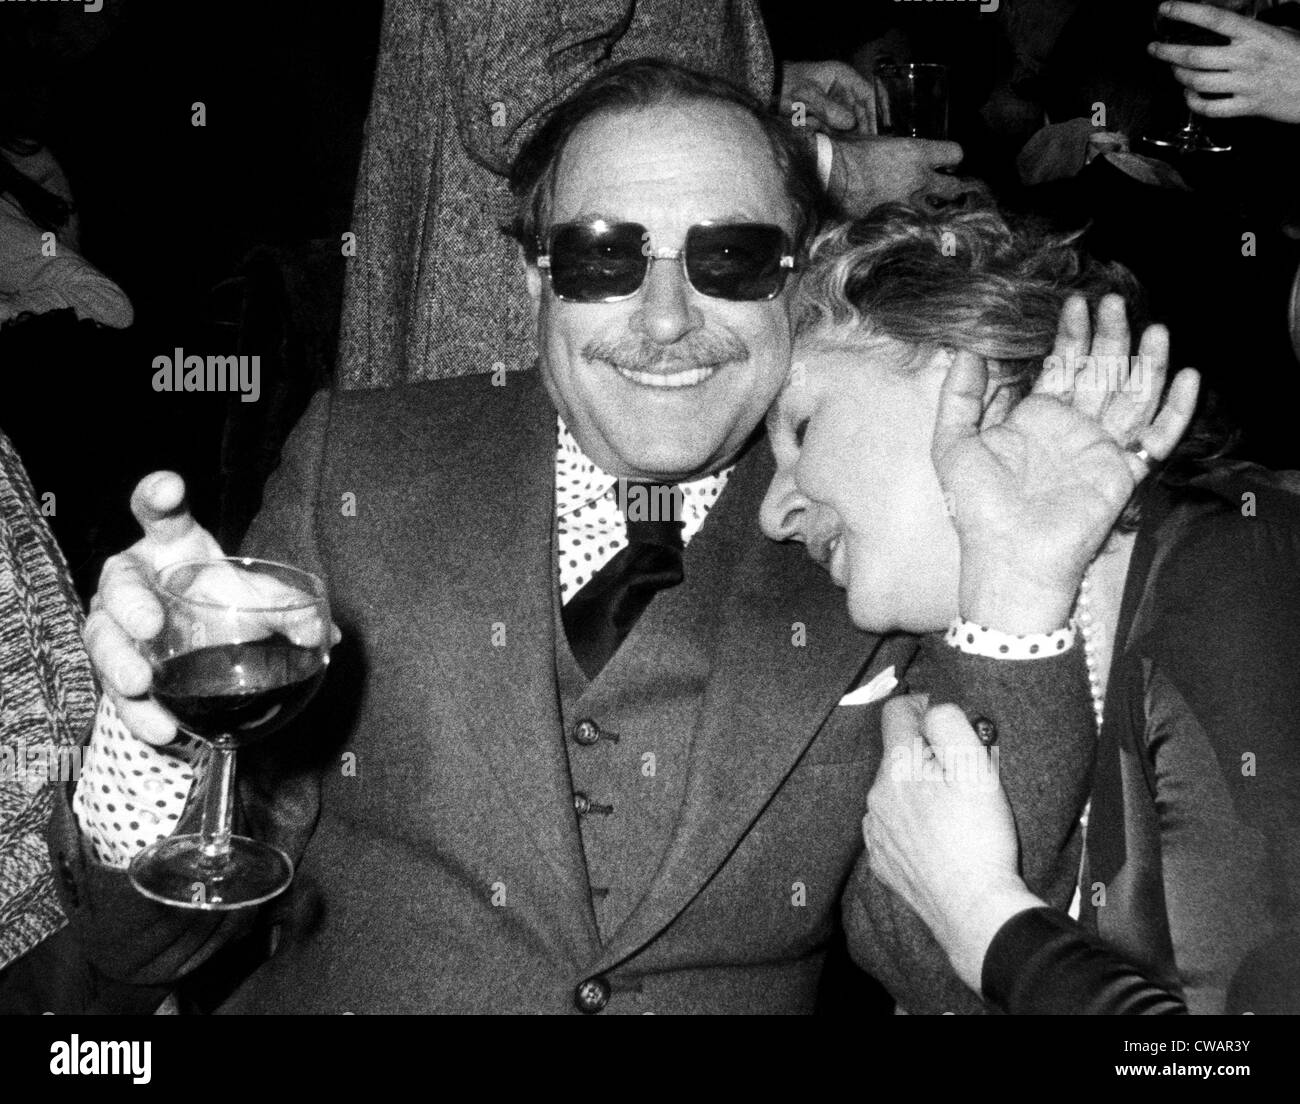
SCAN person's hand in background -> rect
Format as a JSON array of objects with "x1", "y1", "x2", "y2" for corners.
[
  {"x1": 1150, "y1": 1, "x2": 1300, "y2": 125},
  {"x1": 779, "y1": 59, "x2": 876, "y2": 135},
  {"x1": 829, "y1": 134, "x2": 968, "y2": 213}
]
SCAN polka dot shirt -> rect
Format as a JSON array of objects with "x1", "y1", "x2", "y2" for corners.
[{"x1": 555, "y1": 416, "x2": 730, "y2": 601}]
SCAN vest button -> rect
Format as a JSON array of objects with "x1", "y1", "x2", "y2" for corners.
[
  {"x1": 574, "y1": 977, "x2": 610, "y2": 1013},
  {"x1": 572, "y1": 719, "x2": 602, "y2": 746},
  {"x1": 573, "y1": 791, "x2": 591, "y2": 815},
  {"x1": 972, "y1": 716, "x2": 998, "y2": 747}
]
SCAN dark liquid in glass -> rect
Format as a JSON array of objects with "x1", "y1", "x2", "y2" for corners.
[
  {"x1": 1155, "y1": 15, "x2": 1231, "y2": 46},
  {"x1": 153, "y1": 636, "x2": 325, "y2": 745}
]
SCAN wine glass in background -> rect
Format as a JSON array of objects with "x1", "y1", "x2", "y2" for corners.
[
  {"x1": 129, "y1": 557, "x2": 331, "y2": 910},
  {"x1": 874, "y1": 62, "x2": 950, "y2": 140},
  {"x1": 1146, "y1": 0, "x2": 1262, "y2": 153}
]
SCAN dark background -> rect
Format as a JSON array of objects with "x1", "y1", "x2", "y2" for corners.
[{"x1": 2, "y1": 0, "x2": 1298, "y2": 599}]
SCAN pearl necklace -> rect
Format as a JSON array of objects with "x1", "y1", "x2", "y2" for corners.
[
  {"x1": 1074, "y1": 561, "x2": 1106, "y2": 734},
  {"x1": 1070, "y1": 561, "x2": 1104, "y2": 883}
]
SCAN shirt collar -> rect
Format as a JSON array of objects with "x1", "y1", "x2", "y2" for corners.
[{"x1": 554, "y1": 416, "x2": 733, "y2": 524}]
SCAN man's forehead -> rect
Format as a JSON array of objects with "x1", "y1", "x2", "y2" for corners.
[{"x1": 550, "y1": 101, "x2": 792, "y2": 230}]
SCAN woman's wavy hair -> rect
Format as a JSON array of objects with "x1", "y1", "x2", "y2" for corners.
[{"x1": 794, "y1": 201, "x2": 1236, "y2": 528}]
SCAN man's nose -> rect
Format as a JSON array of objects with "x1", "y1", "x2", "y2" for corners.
[
  {"x1": 759, "y1": 466, "x2": 808, "y2": 543},
  {"x1": 630, "y1": 257, "x2": 703, "y2": 345}
]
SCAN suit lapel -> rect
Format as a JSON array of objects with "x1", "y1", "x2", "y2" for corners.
[
  {"x1": 388, "y1": 373, "x2": 599, "y2": 959},
  {"x1": 593, "y1": 439, "x2": 893, "y2": 970}
]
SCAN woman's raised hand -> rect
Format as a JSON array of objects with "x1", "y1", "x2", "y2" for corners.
[{"x1": 931, "y1": 294, "x2": 1199, "y2": 632}]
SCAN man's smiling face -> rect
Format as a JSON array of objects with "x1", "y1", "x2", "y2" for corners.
[{"x1": 526, "y1": 99, "x2": 798, "y2": 482}]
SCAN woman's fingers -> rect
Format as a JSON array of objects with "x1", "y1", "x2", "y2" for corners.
[
  {"x1": 1095, "y1": 323, "x2": 1170, "y2": 450},
  {"x1": 880, "y1": 694, "x2": 927, "y2": 760},
  {"x1": 1090, "y1": 295, "x2": 1134, "y2": 411},
  {"x1": 921, "y1": 704, "x2": 982, "y2": 752},
  {"x1": 1090, "y1": 294, "x2": 1131, "y2": 361},
  {"x1": 931, "y1": 350, "x2": 988, "y2": 464},
  {"x1": 1132, "y1": 323, "x2": 1171, "y2": 425},
  {"x1": 1036, "y1": 295, "x2": 1090, "y2": 397},
  {"x1": 922, "y1": 704, "x2": 997, "y2": 790},
  {"x1": 1131, "y1": 368, "x2": 1202, "y2": 480}
]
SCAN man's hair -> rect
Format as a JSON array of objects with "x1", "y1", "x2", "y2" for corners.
[{"x1": 506, "y1": 58, "x2": 822, "y2": 263}]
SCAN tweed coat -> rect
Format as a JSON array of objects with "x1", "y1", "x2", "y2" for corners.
[
  {"x1": 336, "y1": 0, "x2": 776, "y2": 390},
  {"x1": 49, "y1": 371, "x2": 1094, "y2": 1013},
  {"x1": 0, "y1": 432, "x2": 96, "y2": 970}
]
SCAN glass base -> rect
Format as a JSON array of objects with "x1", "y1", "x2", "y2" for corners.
[
  {"x1": 1145, "y1": 128, "x2": 1231, "y2": 153},
  {"x1": 129, "y1": 834, "x2": 293, "y2": 910}
]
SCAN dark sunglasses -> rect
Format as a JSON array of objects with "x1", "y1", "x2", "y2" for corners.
[{"x1": 536, "y1": 219, "x2": 796, "y2": 303}]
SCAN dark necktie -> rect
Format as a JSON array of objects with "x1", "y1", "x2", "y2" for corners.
[{"x1": 562, "y1": 480, "x2": 685, "y2": 680}]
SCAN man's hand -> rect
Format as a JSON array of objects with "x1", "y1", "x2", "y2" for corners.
[
  {"x1": 829, "y1": 135, "x2": 968, "y2": 214},
  {"x1": 84, "y1": 473, "x2": 225, "y2": 745},
  {"x1": 780, "y1": 60, "x2": 875, "y2": 135},
  {"x1": 933, "y1": 294, "x2": 1200, "y2": 632},
  {"x1": 1150, "y1": 1, "x2": 1300, "y2": 125},
  {"x1": 84, "y1": 472, "x2": 338, "y2": 746},
  {"x1": 864, "y1": 696, "x2": 1044, "y2": 992}
]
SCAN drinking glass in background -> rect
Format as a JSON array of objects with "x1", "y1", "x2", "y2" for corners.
[
  {"x1": 1146, "y1": 0, "x2": 1262, "y2": 153},
  {"x1": 873, "y1": 62, "x2": 950, "y2": 140},
  {"x1": 129, "y1": 556, "x2": 332, "y2": 910}
]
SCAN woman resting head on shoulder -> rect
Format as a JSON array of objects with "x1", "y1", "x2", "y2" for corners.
[
  {"x1": 764, "y1": 200, "x2": 1190, "y2": 636},
  {"x1": 764, "y1": 200, "x2": 1300, "y2": 1014}
]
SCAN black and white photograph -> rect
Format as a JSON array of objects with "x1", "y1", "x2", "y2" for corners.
[{"x1": 1, "y1": 0, "x2": 1298, "y2": 1081}]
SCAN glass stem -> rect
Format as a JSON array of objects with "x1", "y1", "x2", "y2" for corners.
[{"x1": 200, "y1": 742, "x2": 237, "y2": 863}]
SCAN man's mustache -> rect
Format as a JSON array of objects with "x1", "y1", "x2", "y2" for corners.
[{"x1": 583, "y1": 332, "x2": 749, "y2": 372}]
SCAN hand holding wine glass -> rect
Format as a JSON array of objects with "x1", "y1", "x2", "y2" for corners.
[
  {"x1": 1150, "y1": 1, "x2": 1300, "y2": 125},
  {"x1": 85, "y1": 472, "x2": 339, "y2": 744},
  {"x1": 1145, "y1": 0, "x2": 1265, "y2": 153},
  {"x1": 82, "y1": 471, "x2": 338, "y2": 909},
  {"x1": 129, "y1": 556, "x2": 332, "y2": 910}
]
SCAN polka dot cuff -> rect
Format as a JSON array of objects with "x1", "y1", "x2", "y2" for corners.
[
  {"x1": 944, "y1": 618, "x2": 1076, "y2": 660},
  {"x1": 73, "y1": 695, "x2": 203, "y2": 869}
]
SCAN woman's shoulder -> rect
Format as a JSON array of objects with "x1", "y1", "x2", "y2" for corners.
[
  {"x1": 1151, "y1": 462, "x2": 1300, "y2": 573},
  {"x1": 1139, "y1": 462, "x2": 1300, "y2": 634}
]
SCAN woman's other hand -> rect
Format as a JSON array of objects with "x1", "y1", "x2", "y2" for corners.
[{"x1": 865, "y1": 696, "x2": 1044, "y2": 992}]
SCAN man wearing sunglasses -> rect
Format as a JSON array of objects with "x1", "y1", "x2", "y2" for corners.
[{"x1": 61, "y1": 59, "x2": 1092, "y2": 1015}]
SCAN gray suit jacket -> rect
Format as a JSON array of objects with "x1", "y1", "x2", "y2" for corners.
[
  {"x1": 337, "y1": 0, "x2": 776, "y2": 391},
  {"x1": 50, "y1": 370, "x2": 1093, "y2": 1013}
]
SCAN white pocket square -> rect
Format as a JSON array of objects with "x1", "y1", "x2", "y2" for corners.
[{"x1": 838, "y1": 666, "x2": 898, "y2": 707}]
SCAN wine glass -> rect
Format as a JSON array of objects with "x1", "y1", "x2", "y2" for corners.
[
  {"x1": 1146, "y1": 0, "x2": 1260, "y2": 154},
  {"x1": 128, "y1": 557, "x2": 331, "y2": 910},
  {"x1": 873, "y1": 62, "x2": 951, "y2": 140}
]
